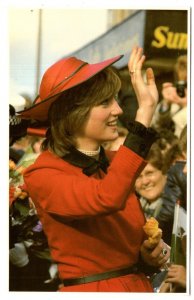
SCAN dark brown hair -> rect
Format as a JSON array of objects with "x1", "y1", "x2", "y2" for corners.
[
  {"x1": 146, "y1": 143, "x2": 166, "y2": 174},
  {"x1": 42, "y1": 67, "x2": 121, "y2": 156}
]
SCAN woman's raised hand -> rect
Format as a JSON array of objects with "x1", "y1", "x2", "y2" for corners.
[{"x1": 128, "y1": 47, "x2": 159, "y2": 127}]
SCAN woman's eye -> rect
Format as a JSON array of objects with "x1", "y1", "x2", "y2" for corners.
[{"x1": 101, "y1": 99, "x2": 109, "y2": 106}]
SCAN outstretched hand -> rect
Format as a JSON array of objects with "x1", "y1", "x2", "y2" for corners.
[{"x1": 128, "y1": 47, "x2": 159, "y2": 127}]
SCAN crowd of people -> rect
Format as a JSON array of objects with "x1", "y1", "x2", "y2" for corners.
[{"x1": 9, "y1": 48, "x2": 188, "y2": 293}]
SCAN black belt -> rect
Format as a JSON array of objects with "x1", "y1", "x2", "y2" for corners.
[{"x1": 61, "y1": 265, "x2": 139, "y2": 286}]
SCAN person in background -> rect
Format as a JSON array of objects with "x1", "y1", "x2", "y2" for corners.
[
  {"x1": 156, "y1": 125, "x2": 187, "y2": 245},
  {"x1": 135, "y1": 143, "x2": 167, "y2": 220},
  {"x1": 9, "y1": 98, "x2": 57, "y2": 291},
  {"x1": 153, "y1": 128, "x2": 178, "y2": 157},
  {"x1": 152, "y1": 55, "x2": 187, "y2": 138},
  {"x1": 9, "y1": 102, "x2": 29, "y2": 162},
  {"x1": 18, "y1": 47, "x2": 170, "y2": 292},
  {"x1": 161, "y1": 138, "x2": 187, "y2": 293},
  {"x1": 160, "y1": 264, "x2": 186, "y2": 293},
  {"x1": 159, "y1": 147, "x2": 187, "y2": 293}
]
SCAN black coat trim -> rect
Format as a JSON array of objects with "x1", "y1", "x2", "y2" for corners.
[{"x1": 62, "y1": 147, "x2": 109, "y2": 176}]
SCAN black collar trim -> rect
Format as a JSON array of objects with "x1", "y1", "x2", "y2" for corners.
[{"x1": 62, "y1": 147, "x2": 109, "y2": 176}]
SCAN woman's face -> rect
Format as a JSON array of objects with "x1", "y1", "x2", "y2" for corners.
[
  {"x1": 76, "y1": 97, "x2": 123, "y2": 150},
  {"x1": 135, "y1": 163, "x2": 166, "y2": 203}
]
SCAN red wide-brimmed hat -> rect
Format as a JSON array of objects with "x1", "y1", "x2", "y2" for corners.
[{"x1": 18, "y1": 55, "x2": 123, "y2": 122}]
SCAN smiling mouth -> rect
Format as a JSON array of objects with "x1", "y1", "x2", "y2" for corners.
[
  {"x1": 143, "y1": 186, "x2": 153, "y2": 191},
  {"x1": 107, "y1": 120, "x2": 118, "y2": 126}
]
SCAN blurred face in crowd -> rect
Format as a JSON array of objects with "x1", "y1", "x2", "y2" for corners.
[
  {"x1": 76, "y1": 97, "x2": 123, "y2": 150},
  {"x1": 135, "y1": 163, "x2": 166, "y2": 203}
]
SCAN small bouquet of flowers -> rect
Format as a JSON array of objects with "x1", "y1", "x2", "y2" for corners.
[{"x1": 9, "y1": 155, "x2": 49, "y2": 257}]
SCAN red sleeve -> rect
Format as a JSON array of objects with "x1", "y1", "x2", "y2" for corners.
[{"x1": 24, "y1": 146, "x2": 146, "y2": 220}]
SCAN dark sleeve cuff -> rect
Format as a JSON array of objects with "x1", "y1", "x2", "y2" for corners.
[{"x1": 123, "y1": 121, "x2": 159, "y2": 158}]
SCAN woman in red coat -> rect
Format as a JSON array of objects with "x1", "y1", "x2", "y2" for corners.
[{"x1": 18, "y1": 47, "x2": 170, "y2": 292}]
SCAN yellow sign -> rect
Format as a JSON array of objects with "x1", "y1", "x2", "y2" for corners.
[{"x1": 151, "y1": 26, "x2": 187, "y2": 50}]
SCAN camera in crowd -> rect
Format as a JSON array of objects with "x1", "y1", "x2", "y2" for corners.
[{"x1": 175, "y1": 81, "x2": 187, "y2": 98}]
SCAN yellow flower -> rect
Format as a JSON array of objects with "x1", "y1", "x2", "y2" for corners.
[
  {"x1": 143, "y1": 217, "x2": 159, "y2": 237},
  {"x1": 143, "y1": 217, "x2": 162, "y2": 246}
]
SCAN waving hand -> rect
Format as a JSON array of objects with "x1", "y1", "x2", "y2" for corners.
[{"x1": 128, "y1": 47, "x2": 159, "y2": 127}]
